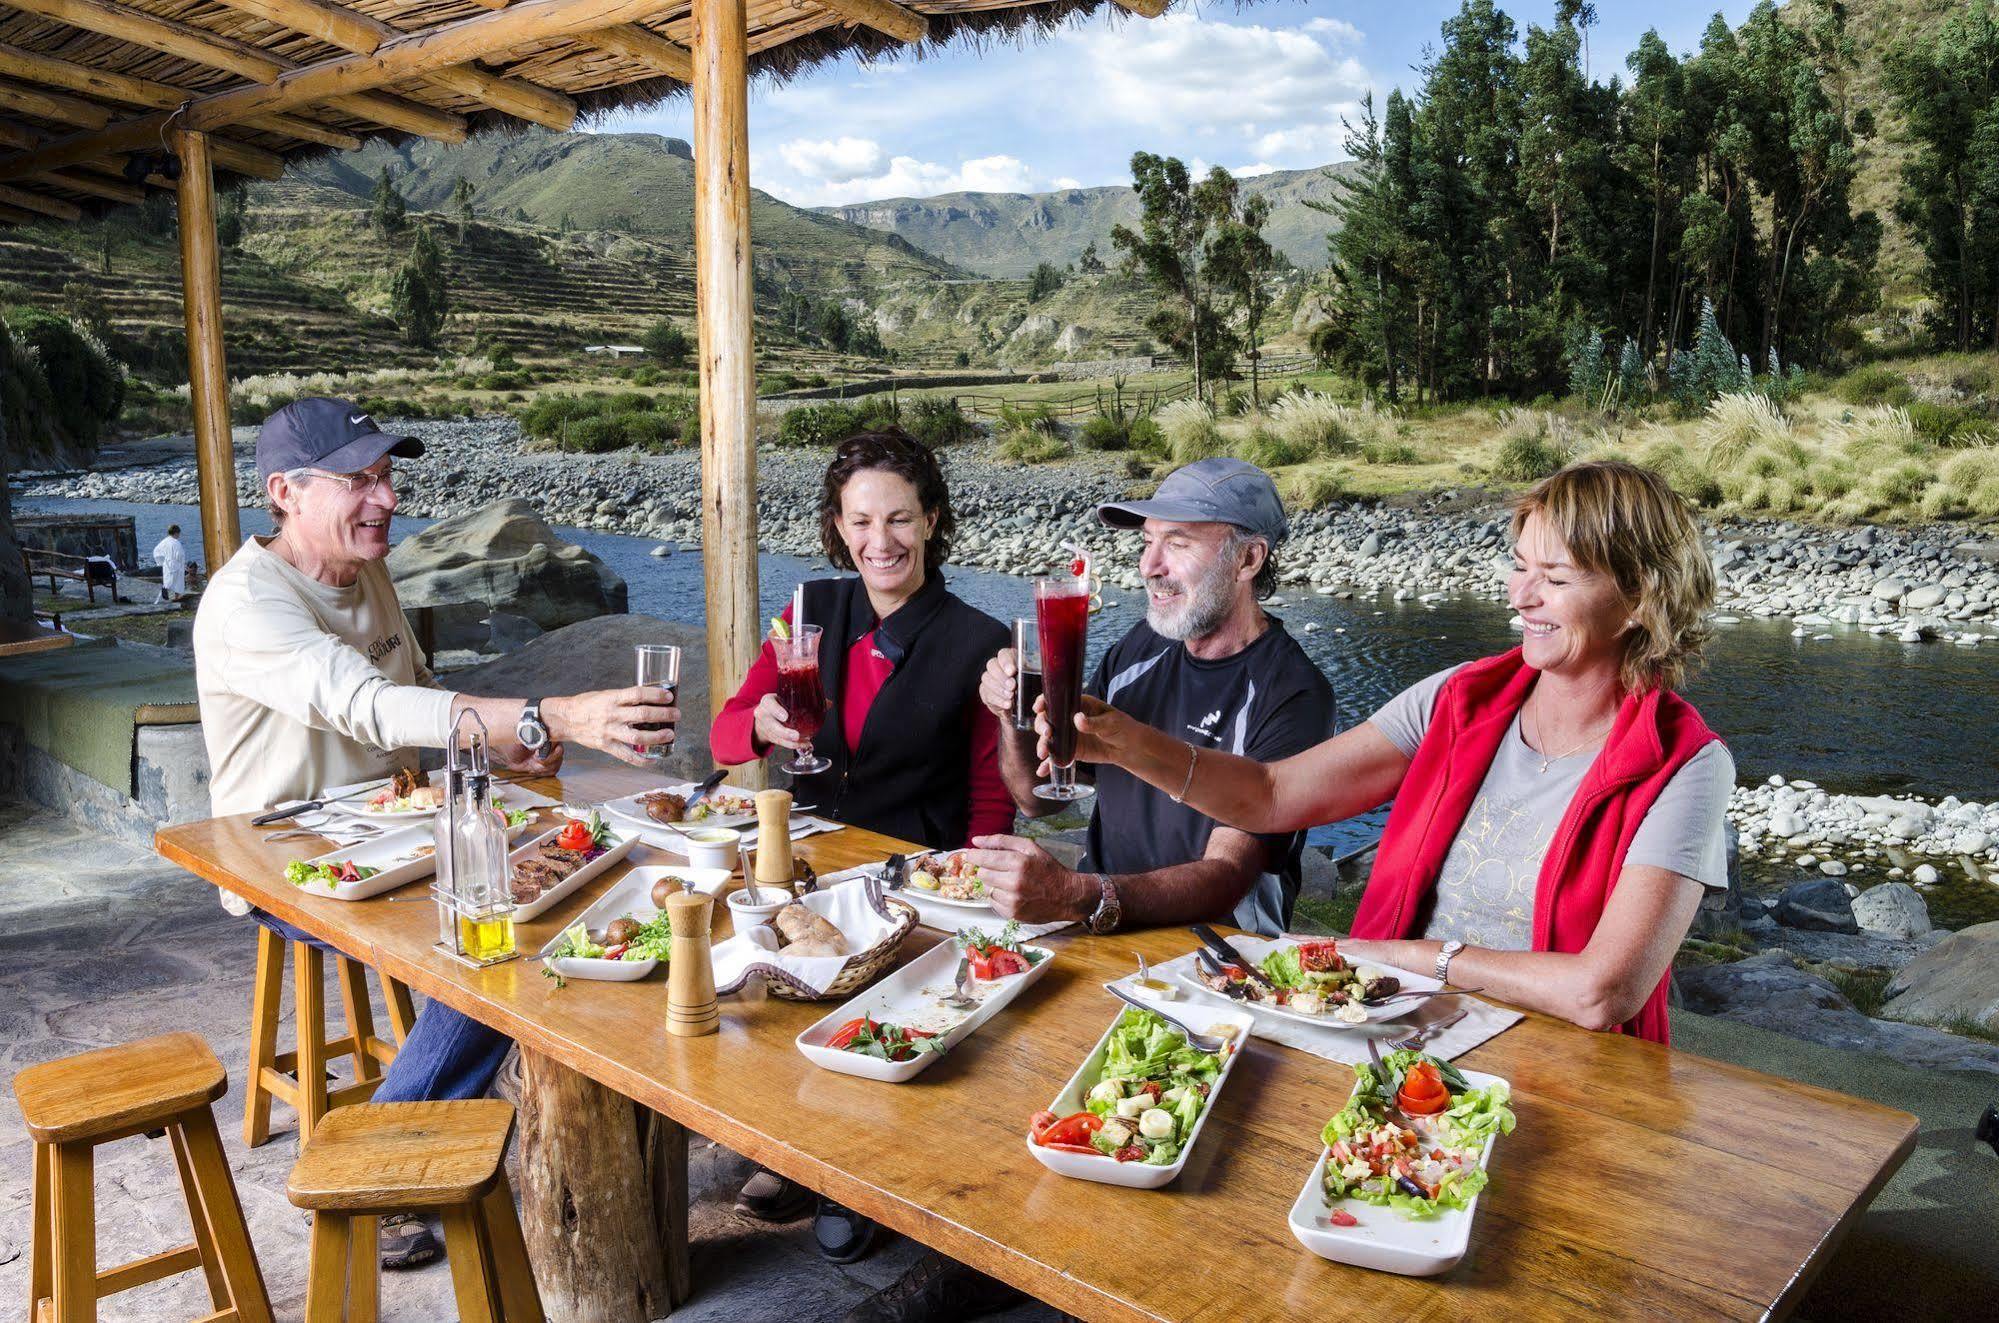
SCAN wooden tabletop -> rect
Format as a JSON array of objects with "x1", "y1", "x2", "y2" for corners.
[{"x1": 157, "y1": 761, "x2": 1916, "y2": 1322}]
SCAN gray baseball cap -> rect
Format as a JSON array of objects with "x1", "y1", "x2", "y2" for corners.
[
  {"x1": 256, "y1": 397, "x2": 424, "y2": 485},
  {"x1": 1097, "y1": 457, "x2": 1289, "y2": 544}
]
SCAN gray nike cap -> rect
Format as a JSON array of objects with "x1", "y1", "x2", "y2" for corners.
[
  {"x1": 256, "y1": 397, "x2": 424, "y2": 485},
  {"x1": 1097, "y1": 457, "x2": 1289, "y2": 544}
]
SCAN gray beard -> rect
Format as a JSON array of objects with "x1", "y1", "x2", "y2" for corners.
[{"x1": 1146, "y1": 555, "x2": 1238, "y2": 642}]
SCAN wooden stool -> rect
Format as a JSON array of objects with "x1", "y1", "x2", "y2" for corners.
[
  {"x1": 243, "y1": 925, "x2": 419, "y2": 1148},
  {"x1": 289, "y1": 1100, "x2": 543, "y2": 1323},
  {"x1": 16, "y1": 1031, "x2": 273, "y2": 1323}
]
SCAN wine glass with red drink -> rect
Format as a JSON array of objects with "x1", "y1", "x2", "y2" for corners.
[
  {"x1": 1033, "y1": 576, "x2": 1094, "y2": 801},
  {"x1": 771, "y1": 623, "x2": 830, "y2": 775}
]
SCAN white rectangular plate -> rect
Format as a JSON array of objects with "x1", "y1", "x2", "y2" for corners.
[
  {"x1": 796, "y1": 936, "x2": 1056, "y2": 1082},
  {"x1": 818, "y1": 855, "x2": 1005, "y2": 929},
  {"x1": 286, "y1": 824, "x2": 441, "y2": 901},
  {"x1": 603, "y1": 783, "x2": 761, "y2": 832},
  {"x1": 530, "y1": 867, "x2": 718, "y2": 982},
  {"x1": 1025, "y1": 1000, "x2": 1254, "y2": 1189},
  {"x1": 334, "y1": 782, "x2": 561, "y2": 823},
  {"x1": 1287, "y1": 1065, "x2": 1506, "y2": 1276},
  {"x1": 507, "y1": 823, "x2": 639, "y2": 921},
  {"x1": 1169, "y1": 935, "x2": 1441, "y2": 1027}
]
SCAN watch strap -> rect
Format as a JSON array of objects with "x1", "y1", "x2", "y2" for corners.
[{"x1": 1434, "y1": 940, "x2": 1464, "y2": 985}]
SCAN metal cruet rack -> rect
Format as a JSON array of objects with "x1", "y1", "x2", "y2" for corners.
[{"x1": 431, "y1": 708, "x2": 518, "y2": 968}]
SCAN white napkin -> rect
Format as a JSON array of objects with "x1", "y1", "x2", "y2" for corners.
[
  {"x1": 738, "y1": 816, "x2": 840, "y2": 849},
  {"x1": 1108, "y1": 960, "x2": 1522, "y2": 1066},
  {"x1": 711, "y1": 880, "x2": 913, "y2": 997},
  {"x1": 816, "y1": 863, "x2": 1075, "y2": 939}
]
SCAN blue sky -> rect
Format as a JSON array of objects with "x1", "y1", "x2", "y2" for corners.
[{"x1": 596, "y1": 1, "x2": 1763, "y2": 207}]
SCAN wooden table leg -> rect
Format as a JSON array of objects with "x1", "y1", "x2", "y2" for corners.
[
  {"x1": 515, "y1": 1047, "x2": 680, "y2": 1322},
  {"x1": 244, "y1": 926, "x2": 284, "y2": 1147}
]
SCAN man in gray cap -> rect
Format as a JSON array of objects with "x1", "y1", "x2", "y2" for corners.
[
  {"x1": 971, "y1": 457, "x2": 1334, "y2": 936},
  {"x1": 193, "y1": 397, "x2": 677, "y2": 1270}
]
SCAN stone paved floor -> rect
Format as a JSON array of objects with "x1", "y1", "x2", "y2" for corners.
[{"x1": 0, "y1": 801, "x2": 1063, "y2": 1322}]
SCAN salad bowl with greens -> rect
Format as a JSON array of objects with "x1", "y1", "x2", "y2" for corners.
[
  {"x1": 1289, "y1": 1050, "x2": 1516, "y2": 1275},
  {"x1": 1027, "y1": 1002, "x2": 1252, "y2": 1189}
]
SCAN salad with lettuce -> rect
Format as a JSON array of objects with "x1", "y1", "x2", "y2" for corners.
[
  {"x1": 1029, "y1": 1009, "x2": 1231, "y2": 1167},
  {"x1": 1320, "y1": 1049, "x2": 1515, "y2": 1218}
]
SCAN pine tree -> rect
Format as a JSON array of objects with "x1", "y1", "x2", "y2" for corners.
[
  {"x1": 451, "y1": 177, "x2": 475, "y2": 242},
  {"x1": 390, "y1": 227, "x2": 448, "y2": 349},
  {"x1": 370, "y1": 167, "x2": 406, "y2": 237}
]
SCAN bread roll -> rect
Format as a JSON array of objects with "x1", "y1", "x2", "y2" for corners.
[{"x1": 774, "y1": 902, "x2": 847, "y2": 954}]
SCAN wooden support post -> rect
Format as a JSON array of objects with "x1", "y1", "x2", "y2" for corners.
[
  {"x1": 514, "y1": 1047, "x2": 676, "y2": 1322},
  {"x1": 174, "y1": 130, "x2": 242, "y2": 575},
  {"x1": 693, "y1": 0, "x2": 765, "y2": 789}
]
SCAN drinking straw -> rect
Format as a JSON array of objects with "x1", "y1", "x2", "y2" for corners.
[{"x1": 793, "y1": 582, "x2": 805, "y2": 636}]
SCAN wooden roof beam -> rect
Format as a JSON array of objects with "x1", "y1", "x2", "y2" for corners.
[
  {"x1": 0, "y1": 42, "x2": 362, "y2": 151},
  {"x1": 0, "y1": 119, "x2": 34, "y2": 149},
  {"x1": 0, "y1": 76, "x2": 110, "y2": 129},
  {"x1": 582, "y1": 24, "x2": 695, "y2": 83},
  {"x1": 4, "y1": 0, "x2": 469, "y2": 142},
  {"x1": 0, "y1": 182, "x2": 81, "y2": 220},
  {"x1": 34, "y1": 168, "x2": 143, "y2": 204},
  {"x1": 214, "y1": 0, "x2": 579, "y2": 130},
  {"x1": 814, "y1": 0, "x2": 929, "y2": 44},
  {"x1": 1110, "y1": 0, "x2": 1170, "y2": 16},
  {"x1": 0, "y1": 0, "x2": 672, "y2": 182},
  {"x1": 0, "y1": 199, "x2": 38, "y2": 224}
]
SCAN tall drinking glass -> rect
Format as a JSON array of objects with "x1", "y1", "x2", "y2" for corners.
[
  {"x1": 1033, "y1": 576, "x2": 1094, "y2": 802},
  {"x1": 771, "y1": 623, "x2": 830, "y2": 775},
  {"x1": 1011, "y1": 617, "x2": 1043, "y2": 734},
  {"x1": 633, "y1": 644, "x2": 680, "y2": 761}
]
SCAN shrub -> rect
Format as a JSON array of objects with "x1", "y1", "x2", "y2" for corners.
[
  {"x1": 1278, "y1": 465, "x2": 1344, "y2": 510},
  {"x1": 996, "y1": 401, "x2": 1059, "y2": 436},
  {"x1": 905, "y1": 396, "x2": 976, "y2": 447},
  {"x1": 518, "y1": 393, "x2": 606, "y2": 440},
  {"x1": 1907, "y1": 400, "x2": 1991, "y2": 448},
  {"x1": 3, "y1": 307, "x2": 123, "y2": 453},
  {"x1": 1699, "y1": 393, "x2": 1791, "y2": 470},
  {"x1": 1233, "y1": 427, "x2": 1314, "y2": 469},
  {"x1": 1219, "y1": 389, "x2": 1250, "y2": 417},
  {"x1": 1266, "y1": 391, "x2": 1391, "y2": 456},
  {"x1": 1126, "y1": 416, "x2": 1165, "y2": 454},
  {"x1": 778, "y1": 402, "x2": 860, "y2": 447},
  {"x1": 1359, "y1": 439, "x2": 1422, "y2": 465},
  {"x1": 641, "y1": 319, "x2": 691, "y2": 367},
  {"x1": 1156, "y1": 399, "x2": 1222, "y2": 463},
  {"x1": 998, "y1": 428, "x2": 1069, "y2": 464},
  {"x1": 1077, "y1": 414, "x2": 1130, "y2": 451},
  {"x1": 480, "y1": 371, "x2": 530, "y2": 391},
  {"x1": 620, "y1": 412, "x2": 682, "y2": 452},
  {"x1": 556, "y1": 414, "x2": 627, "y2": 453},
  {"x1": 1921, "y1": 448, "x2": 1999, "y2": 519},
  {"x1": 852, "y1": 395, "x2": 901, "y2": 431},
  {"x1": 632, "y1": 366, "x2": 662, "y2": 387},
  {"x1": 1835, "y1": 364, "x2": 1913, "y2": 407}
]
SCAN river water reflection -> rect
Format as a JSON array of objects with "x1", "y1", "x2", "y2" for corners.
[{"x1": 25, "y1": 497, "x2": 1999, "y2": 915}]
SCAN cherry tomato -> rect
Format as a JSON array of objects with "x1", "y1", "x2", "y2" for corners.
[{"x1": 1329, "y1": 1208, "x2": 1359, "y2": 1228}]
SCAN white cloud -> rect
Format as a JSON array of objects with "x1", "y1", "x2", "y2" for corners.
[
  {"x1": 761, "y1": 141, "x2": 1045, "y2": 205},
  {"x1": 777, "y1": 136, "x2": 885, "y2": 184},
  {"x1": 1233, "y1": 162, "x2": 1280, "y2": 178},
  {"x1": 1051, "y1": 177, "x2": 1084, "y2": 191},
  {"x1": 1303, "y1": 17, "x2": 1364, "y2": 46},
  {"x1": 1252, "y1": 113, "x2": 1359, "y2": 162},
  {"x1": 959, "y1": 155, "x2": 1034, "y2": 192}
]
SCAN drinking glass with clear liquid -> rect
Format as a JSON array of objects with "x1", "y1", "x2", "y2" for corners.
[
  {"x1": 1012, "y1": 616, "x2": 1044, "y2": 734},
  {"x1": 633, "y1": 644, "x2": 680, "y2": 761}
]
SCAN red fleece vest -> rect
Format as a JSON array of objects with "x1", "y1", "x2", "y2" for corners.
[{"x1": 1349, "y1": 648, "x2": 1721, "y2": 1044}]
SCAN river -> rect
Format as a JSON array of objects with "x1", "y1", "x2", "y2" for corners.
[{"x1": 24, "y1": 495, "x2": 1999, "y2": 925}]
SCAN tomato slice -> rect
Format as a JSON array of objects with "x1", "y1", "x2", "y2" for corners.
[
  {"x1": 968, "y1": 950, "x2": 997, "y2": 980},
  {"x1": 1041, "y1": 1142, "x2": 1100, "y2": 1155},
  {"x1": 1036, "y1": 1112, "x2": 1103, "y2": 1149},
  {"x1": 987, "y1": 950, "x2": 1029, "y2": 977},
  {"x1": 1329, "y1": 1208, "x2": 1359, "y2": 1228},
  {"x1": 1028, "y1": 1110, "x2": 1060, "y2": 1141},
  {"x1": 825, "y1": 1017, "x2": 871, "y2": 1051}
]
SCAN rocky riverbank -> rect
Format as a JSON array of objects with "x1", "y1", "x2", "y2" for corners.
[{"x1": 23, "y1": 414, "x2": 1999, "y2": 644}]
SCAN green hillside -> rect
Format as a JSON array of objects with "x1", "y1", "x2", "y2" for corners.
[{"x1": 819, "y1": 162, "x2": 1359, "y2": 278}]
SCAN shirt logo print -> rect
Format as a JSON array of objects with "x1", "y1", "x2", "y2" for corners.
[{"x1": 1186, "y1": 707, "x2": 1224, "y2": 738}]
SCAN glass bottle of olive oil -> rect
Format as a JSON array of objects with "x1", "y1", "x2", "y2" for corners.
[{"x1": 450, "y1": 768, "x2": 516, "y2": 965}]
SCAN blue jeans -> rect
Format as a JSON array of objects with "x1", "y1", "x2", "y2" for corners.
[{"x1": 250, "y1": 910, "x2": 513, "y2": 1103}]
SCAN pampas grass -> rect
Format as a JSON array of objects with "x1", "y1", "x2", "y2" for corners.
[{"x1": 1157, "y1": 399, "x2": 1224, "y2": 464}]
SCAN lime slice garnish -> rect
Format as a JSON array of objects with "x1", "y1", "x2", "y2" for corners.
[{"x1": 770, "y1": 616, "x2": 791, "y2": 641}]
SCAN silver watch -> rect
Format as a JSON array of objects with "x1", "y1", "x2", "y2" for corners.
[
  {"x1": 1085, "y1": 874, "x2": 1122, "y2": 935},
  {"x1": 516, "y1": 698, "x2": 551, "y2": 754},
  {"x1": 1434, "y1": 939, "x2": 1466, "y2": 985}
]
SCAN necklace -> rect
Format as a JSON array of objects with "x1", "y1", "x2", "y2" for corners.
[{"x1": 1526, "y1": 704, "x2": 1609, "y2": 775}]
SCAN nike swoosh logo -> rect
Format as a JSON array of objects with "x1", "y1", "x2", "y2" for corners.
[{"x1": 350, "y1": 414, "x2": 371, "y2": 427}]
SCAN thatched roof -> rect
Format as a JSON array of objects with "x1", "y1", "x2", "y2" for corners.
[{"x1": 0, "y1": 0, "x2": 1169, "y2": 226}]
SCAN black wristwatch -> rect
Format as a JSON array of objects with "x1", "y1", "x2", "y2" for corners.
[
  {"x1": 1085, "y1": 873, "x2": 1123, "y2": 935},
  {"x1": 517, "y1": 698, "x2": 551, "y2": 754}
]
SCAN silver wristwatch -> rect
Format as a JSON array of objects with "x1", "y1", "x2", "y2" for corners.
[
  {"x1": 516, "y1": 698, "x2": 551, "y2": 754},
  {"x1": 1434, "y1": 939, "x2": 1466, "y2": 985},
  {"x1": 1085, "y1": 873, "x2": 1123, "y2": 935}
]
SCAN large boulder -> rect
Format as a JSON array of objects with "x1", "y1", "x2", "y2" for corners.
[
  {"x1": 1881, "y1": 921, "x2": 1999, "y2": 1034},
  {"x1": 451, "y1": 614, "x2": 712, "y2": 782},
  {"x1": 1851, "y1": 882, "x2": 1932, "y2": 941},
  {"x1": 389, "y1": 499, "x2": 626, "y2": 650},
  {"x1": 1773, "y1": 877, "x2": 1859, "y2": 933}
]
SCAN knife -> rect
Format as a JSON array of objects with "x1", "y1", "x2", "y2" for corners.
[
  {"x1": 251, "y1": 776, "x2": 394, "y2": 826},
  {"x1": 1188, "y1": 924, "x2": 1277, "y2": 990},
  {"x1": 681, "y1": 768, "x2": 729, "y2": 810}
]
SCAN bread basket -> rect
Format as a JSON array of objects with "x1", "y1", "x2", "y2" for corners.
[{"x1": 758, "y1": 872, "x2": 919, "y2": 1002}]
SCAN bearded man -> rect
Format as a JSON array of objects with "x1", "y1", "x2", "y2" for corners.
[{"x1": 970, "y1": 458, "x2": 1334, "y2": 936}]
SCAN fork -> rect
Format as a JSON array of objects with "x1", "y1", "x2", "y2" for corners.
[
  {"x1": 1389, "y1": 1009, "x2": 1468, "y2": 1053},
  {"x1": 1103, "y1": 983, "x2": 1230, "y2": 1054},
  {"x1": 939, "y1": 957, "x2": 978, "y2": 1010}
]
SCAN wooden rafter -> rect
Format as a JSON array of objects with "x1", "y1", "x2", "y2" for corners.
[
  {"x1": 1, "y1": 0, "x2": 470, "y2": 142},
  {"x1": 33, "y1": 168, "x2": 143, "y2": 204},
  {"x1": 0, "y1": 41, "x2": 364, "y2": 151},
  {"x1": 213, "y1": 0, "x2": 580, "y2": 131},
  {"x1": 0, "y1": 199, "x2": 36, "y2": 223},
  {"x1": 813, "y1": 0, "x2": 929, "y2": 44},
  {"x1": 582, "y1": 23, "x2": 695, "y2": 83},
  {"x1": 0, "y1": 181, "x2": 80, "y2": 220},
  {"x1": 0, "y1": 76, "x2": 110, "y2": 129},
  {"x1": 1110, "y1": 0, "x2": 1170, "y2": 16}
]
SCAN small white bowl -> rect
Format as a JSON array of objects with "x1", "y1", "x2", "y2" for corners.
[
  {"x1": 725, "y1": 884, "x2": 788, "y2": 933},
  {"x1": 680, "y1": 826, "x2": 741, "y2": 871}
]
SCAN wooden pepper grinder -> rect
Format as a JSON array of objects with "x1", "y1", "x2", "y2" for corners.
[
  {"x1": 753, "y1": 789, "x2": 794, "y2": 891},
  {"x1": 664, "y1": 890, "x2": 718, "y2": 1038}
]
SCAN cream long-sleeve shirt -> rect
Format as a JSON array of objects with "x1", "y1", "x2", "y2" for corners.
[{"x1": 194, "y1": 535, "x2": 456, "y2": 913}]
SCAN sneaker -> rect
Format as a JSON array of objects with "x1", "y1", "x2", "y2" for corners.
[
  {"x1": 812, "y1": 1199, "x2": 877, "y2": 1264},
  {"x1": 839, "y1": 1252, "x2": 1023, "y2": 1323},
  {"x1": 734, "y1": 1168, "x2": 812, "y2": 1222},
  {"x1": 379, "y1": 1213, "x2": 441, "y2": 1271}
]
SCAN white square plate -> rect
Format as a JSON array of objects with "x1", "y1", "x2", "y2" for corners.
[
  {"x1": 507, "y1": 822, "x2": 639, "y2": 921},
  {"x1": 1286, "y1": 1064, "x2": 1506, "y2": 1276},
  {"x1": 1172, "y1": 935, "x2": 1441, "y2": 1027},
  {"x1": 795, "y1": 935, "x2": 1056, "y2": 1082},
  {"x1": 1024, "y1": 1000, "x2": 1253, "y2": 1189}
]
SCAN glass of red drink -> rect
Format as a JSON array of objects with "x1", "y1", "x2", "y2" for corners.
[
  {"x1": 771, "y1": 623, "x2": 830, "y2": 775},
  {"x1": 1033, "y1": 576, "x2": 1094, "y2": 802}
]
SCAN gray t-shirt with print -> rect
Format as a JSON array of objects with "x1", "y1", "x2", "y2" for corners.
[{"x1": 1368, "y1": 664, "x2": 1733, "y2": 952}]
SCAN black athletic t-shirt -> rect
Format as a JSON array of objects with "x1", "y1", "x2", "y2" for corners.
[{"x1": 1080, "y1": 616, "x2": 1335, "y2": 935}]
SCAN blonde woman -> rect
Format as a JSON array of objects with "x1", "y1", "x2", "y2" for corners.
[{"x1": 1055, "y1": 460, "x2": 1731, "y2": 1043}]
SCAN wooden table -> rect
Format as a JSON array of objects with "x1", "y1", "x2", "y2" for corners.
[{"x1": 157, "y1": 762, "x2": 1917, "y2": 1322}]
